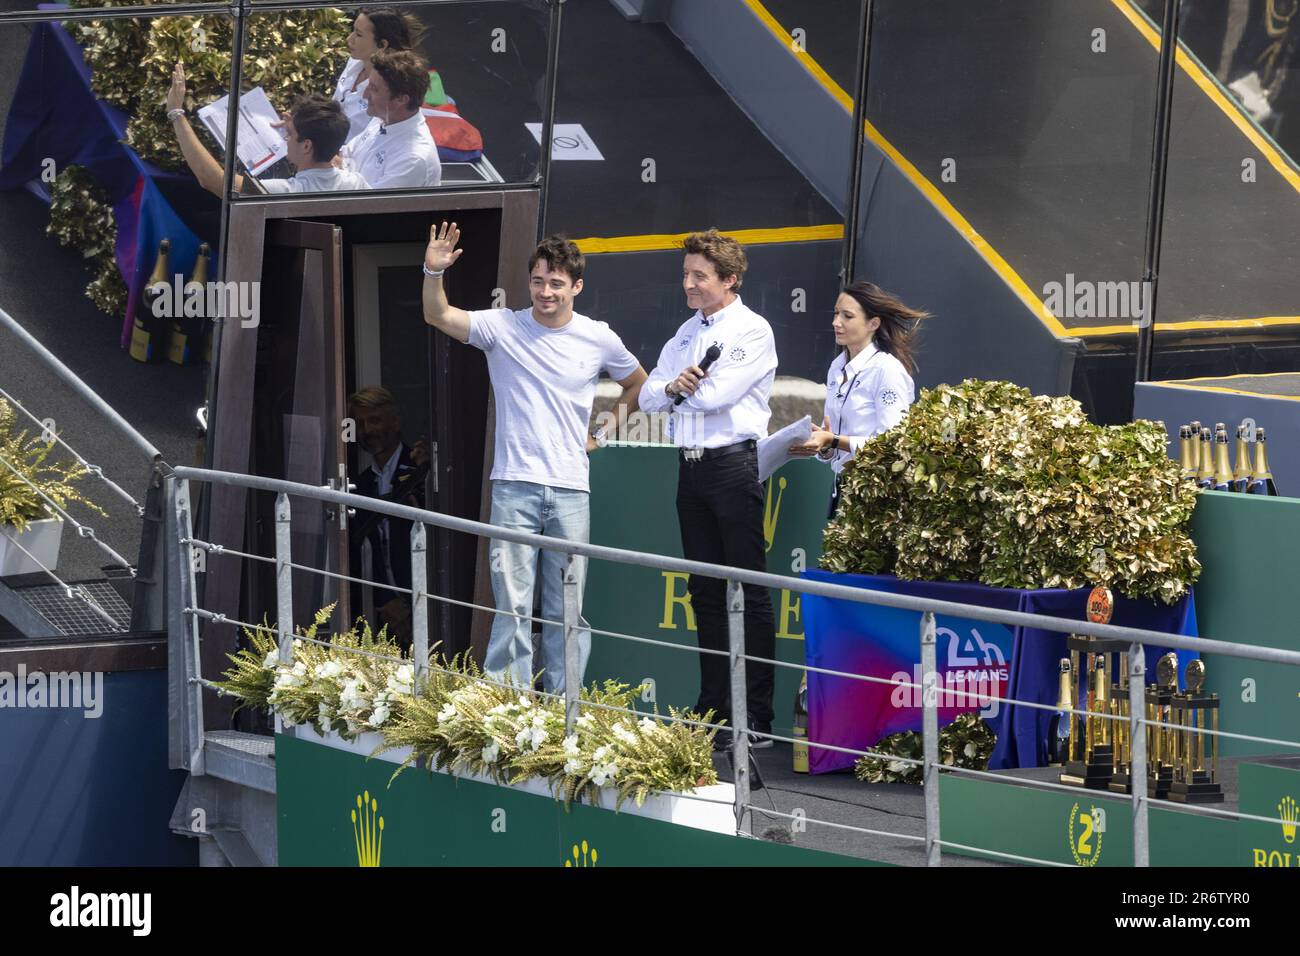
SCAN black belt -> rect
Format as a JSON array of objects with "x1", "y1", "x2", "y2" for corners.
[{"x1": 680, "y1": 438, "x2": 756, "y2": 463}]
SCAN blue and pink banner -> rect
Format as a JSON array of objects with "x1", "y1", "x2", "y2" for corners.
[
  {"x1": 800, "y1": 570, "x2": 1197, "y2": 774},
  {"x1": 0, "y1": 20, "x2": 212, "y2": 347}
]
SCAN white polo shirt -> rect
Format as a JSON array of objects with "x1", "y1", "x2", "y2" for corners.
[
  {"x1": 341, "y1": 112, "x2": 442, "y2": 189},
  {"x1": 820, "y1": 342, "x2": 915, "y2": 475},
  {"x1": 639, "y1": 295, "x2": 777, "y2": 449},
  {"x1": 260, "y1": 166, "x2": 370, "y2": 193},
  {"x1": 331, "y1": 58, "x2": 372, "y2": 143}
]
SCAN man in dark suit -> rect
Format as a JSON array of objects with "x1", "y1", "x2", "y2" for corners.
[{"x1": 348, "y1": 387, "x2": 428, "y2": 649}]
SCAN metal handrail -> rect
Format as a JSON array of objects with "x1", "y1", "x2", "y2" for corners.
[
  {"x1": 166, "y1": 465, "x2": 1300, "y2": 867},
  {"x1": 169, "y1": 464, "x2": 1300, "y2": 668},
  {"x1": 0, "y1": 307, "x2": 161, "y2": 462}
]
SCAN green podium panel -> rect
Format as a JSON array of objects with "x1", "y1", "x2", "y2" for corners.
[
  {"x1": 585, "y1": 447, "x2": 833, "y2": 737},
  {"x1": 276, "y1": 734, "x2": 879, "y2": 866}
]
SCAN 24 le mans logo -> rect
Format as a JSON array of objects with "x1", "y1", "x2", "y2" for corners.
[{"x1": 1068, "y1": 803, "x2": 1105, "y2": 866}]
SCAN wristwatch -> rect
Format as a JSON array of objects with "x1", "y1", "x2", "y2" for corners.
[
  {"x1": 591, "y1": 426, "x2": 608, "y2": 448},
  {"x1": 830, "y1": 435, "x2": 841, "y2": 451}
]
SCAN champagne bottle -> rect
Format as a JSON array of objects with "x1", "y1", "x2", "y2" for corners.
[
  {"x1": 1248, "y1": 427, "x2": 1278, "y2": 496},
  {"x1": 1178, "y1": 425, "x2": 1197, "y2": 482},
  {"x1": 130, "y1": 239, "x2": 171, "y2": 363},
  {"x1": 167, "y1": 243, "x2": 210, "y2": 366},
  {"x1": 792, "y1": 674, "x2": 809, "y2": 773},
  {"x1": 1047, "y1": 657, "x2": 1073, "y2": 766},
  {"x1": 1093, "y1": 655, "x2": 1109, "y2": 749},
  {"x1": 1212, "y1": 426, "x2": 1234, "y2": 492},
  {"x1": 1196, "y1": 427, "x2": 1215, "y2": 489},
  {"x1": 1232, "y1": 425, "x2": 1253, "y2": 493}
]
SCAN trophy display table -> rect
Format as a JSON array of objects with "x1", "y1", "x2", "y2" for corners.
[{"x1": 800, "y1": 570, "x2": 1198, "y2": 775}]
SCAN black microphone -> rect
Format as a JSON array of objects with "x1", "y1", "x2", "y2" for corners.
[{"x1": 673, "y1": 344, "x2": 723, "y2": 406}]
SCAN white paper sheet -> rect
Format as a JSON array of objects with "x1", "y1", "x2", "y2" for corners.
[
  {"x1": 758, "y1": 415, "x2": 812, "y2": 482},
  {"x1": 197, "y1": 86, "x2": 287, "y2": 177},
  {"x1": 524, "y1": 123, "x2": 605, "y2": 160}
]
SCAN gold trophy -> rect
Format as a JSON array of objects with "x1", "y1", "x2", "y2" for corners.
[
  {"x1": 1168, "y1": 660, "x2": 1224, "y2": 804},
  {"x1": 1107, "y1": 643, "x2": 1134, "y2": 794},
  {"x1": 1146, "y1": 652, "x2": 1179, "y2": 798},
  {"x1": 1059, "y1": 587, "x2": 1120, "y2": 790}
]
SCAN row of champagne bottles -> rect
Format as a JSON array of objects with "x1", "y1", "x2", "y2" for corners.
[
  {"x1": 130, "y1": 238, "x2": 212, "y2": 366},
  {"x1": 1178, "y1": 419, "x2": 1277, "y2": 495}
]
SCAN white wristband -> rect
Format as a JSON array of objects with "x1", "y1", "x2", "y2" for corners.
[
  {"x1": 167, "y1": 108, "x2": 185, "y2": 121},
  {"x1": 422, "y1": 264, "x2": 444, "y2": 279}
]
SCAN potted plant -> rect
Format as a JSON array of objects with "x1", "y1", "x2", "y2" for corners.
[{"x1": 0, "y1": 399, "x2": 105, "y2": 576}]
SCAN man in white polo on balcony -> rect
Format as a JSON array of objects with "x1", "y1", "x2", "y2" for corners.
[
  {"x1": 340, "y1": 48, "x2": 441, "y2": 189},
  {"x1": 419, "y1": 222, "x2": 647, "y2": 693}
]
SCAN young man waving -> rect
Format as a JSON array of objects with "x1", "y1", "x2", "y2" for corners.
[{"x1": 421, "y1": 222, "x2": 647, "y2": 693}]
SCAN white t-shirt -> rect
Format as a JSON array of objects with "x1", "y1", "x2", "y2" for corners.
[
  {"x1": 340, "y1": 113, "x2": 442, "y2": 189},
  {"x1": 467, "y1": 307, "x2": 640, "y2": 492},
  {"x1": 331, "y1": 58, "x2": 372, "y2": 143},
  {"x1": 260, "y1": 166, "x2": 370, "y2": 193}
]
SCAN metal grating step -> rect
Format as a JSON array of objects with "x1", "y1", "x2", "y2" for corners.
[
  {"x1": 204, "y1": 731, "x2": 277, "y2": 794},
  {"x1": 10, "y1": 580, "x2": 130, "y2": 635},
  {"x1": 205, "y1": 730, "x2": 276, "y2": 759}
]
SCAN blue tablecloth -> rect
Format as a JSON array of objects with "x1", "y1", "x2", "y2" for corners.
[
  {"x1": 801, "y1": 570, "x2": 1198, "y2": 774},
  {"x1": 0, "y1": 19, "x2": 211, "y2": 345}
]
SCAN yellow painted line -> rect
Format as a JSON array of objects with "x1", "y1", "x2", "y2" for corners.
[
  {"x1": 572, "y1": 224, "x2": 843, "y2": 255},
  {"x1": 743, "y1": 0, "x2": 855, "y2": 113},
  {"x1": 1151, "y1": 371, "x2": 1300, "y2": 383},
  {"x1": 744, "y1": 0, "x2": 1300, "y2": 341},
  {"x1": 1062, "y1": 315, "x2": 1300, "y2": 337},
  {"x1": 1109, "y1": 0, "x2": 1300, "y2": 195},
  {"x1": 743, "y1": 0, "x2": 1069, "y2": 338},
  {"x1": 1143, "y1": 380, "x2": 1300, "y2": 403}
]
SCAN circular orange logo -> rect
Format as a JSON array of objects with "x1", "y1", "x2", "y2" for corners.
[{"x1": 1086, "y1": 586, "x2": 1113, "y2": 625}]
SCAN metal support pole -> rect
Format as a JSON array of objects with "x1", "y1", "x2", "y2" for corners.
[
  {"x1": 174, "y1": 479, "x2": 205, "y2": 775},
  {"x1": 1134, "y1": 0, "x2": 1182, "y2": 385},
  {"x1": 535, "y1": 0, "x2": 566, "y2": 239},
  {"x1": 411, "y1": 523, "x2": 429, "y2": 682},
  {"x1": 131, "y1": 464, "x2": 169, "y2": 632},
  {"x1": 274, "y1": 493, "x2": 294, "y2": 735},
  {"x1": 1129, "y1": 642, "x2": 1149, "y2": 867},
  {"x1": 562, "y1": 553, "x2": 582, "y2": 736},
  {"x1": 920, "y1": 610, "x2": 940, "y2": 866},
  {"x1": 840, "y1": 0, "x2": 875, "y2": 282},
  {"x1": 727, "y1": 579, "x2": 751, "y2": 836}
]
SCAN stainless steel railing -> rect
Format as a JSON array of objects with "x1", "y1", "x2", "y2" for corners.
[{"x1": 165, "y1": 464, "x2": 1300, "y2": 866}]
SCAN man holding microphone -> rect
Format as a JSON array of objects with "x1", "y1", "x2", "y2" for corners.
[{"x1": 639, "y1": 229, "x2": 778, "y2": 747}]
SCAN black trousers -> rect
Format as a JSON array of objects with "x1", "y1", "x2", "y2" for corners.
[{"x1": 676, "y1": 444, "x2": 776, "y2": 724}]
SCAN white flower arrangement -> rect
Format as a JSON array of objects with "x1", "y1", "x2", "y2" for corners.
[{"x1": 215, "y1": 606, "x2": 721, "y2": 808}]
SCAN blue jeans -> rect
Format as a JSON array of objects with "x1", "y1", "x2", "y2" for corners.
[{"x1": 483, "y1": 480, "x2": 591, "y2": 694}]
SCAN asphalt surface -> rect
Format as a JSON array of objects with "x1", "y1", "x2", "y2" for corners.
[{"x1": 1, "y1": 18, "x2": 204, "y2": 590}]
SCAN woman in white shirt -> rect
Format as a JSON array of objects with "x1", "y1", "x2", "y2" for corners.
[
  {"x1": 789, "y1": 280, "x2": 926, "y2": 515},
  {"x1": 333, "y1": 8, "x2": 422, "y2": 143}
]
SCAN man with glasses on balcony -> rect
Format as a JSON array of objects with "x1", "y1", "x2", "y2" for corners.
[{"x1": 339, "y1": 48, "x2": 442, "y2": 189}]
